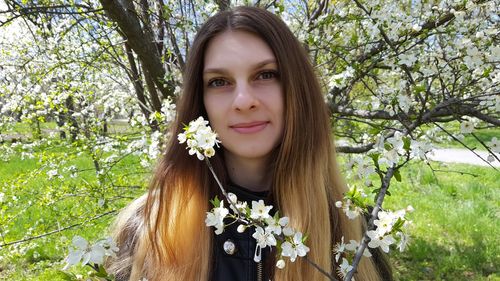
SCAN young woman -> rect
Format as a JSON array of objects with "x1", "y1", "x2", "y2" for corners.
[{"x1": 107, "y1": 6, "x2": 391, "y2": 281}]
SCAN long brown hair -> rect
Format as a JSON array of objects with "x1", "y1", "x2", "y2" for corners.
[{"x1": 107, "y1": 6, "x2": 386, "y2": 281}]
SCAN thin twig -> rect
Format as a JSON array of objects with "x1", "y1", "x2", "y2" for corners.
[
  {"x1": 0, "y1": 210, "x2": 116, "y2": 248},
  {"x1": 345, "y1": 166, "x2": 396, "y2": 280},
  {"x1": 205, "y1": 158, "x2": 229, "y2": 198},
  {"x1": 304, "y1": 256, "x2": 339, "y2": 281},
  {"x1": 433, "y1": 122, "x2": 498, "y2": 171},
  {"x1": 471, "y1": 132, "x2": 500, "y2": 163}
]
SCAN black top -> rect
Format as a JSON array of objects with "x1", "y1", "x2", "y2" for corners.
[{"x1": 210, "y1": 184, "x2": 273, "y2": 281}]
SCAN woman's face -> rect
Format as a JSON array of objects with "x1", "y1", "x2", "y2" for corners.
[{"x1": 203, "y1": 30, "x2": 284, "y2": 164}]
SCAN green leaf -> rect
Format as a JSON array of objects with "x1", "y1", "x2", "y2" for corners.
[
  {"x1": 273, "y1": 211, "x2": 280, "y2": 221},
  {"x1": 394, "y1": 170, "x2": 402, "y2": 182},
  {"x1": 369, "y1": 153, "x2": 380, "y2": 165},
  {"x1": 414, "y1": 84, "x2": 426, "y2": 94},
  {"x1": 403, "y1": 137, "x2": 411, "y2": 152},
  {"x1": 483, "y1": 67, "x2": 492, "y2": 77},
  {"x1": 55, "y1": 270, "x2": 79, "y2": 281},
  {"x1": 392, "y1": 218, "x2": 405, "y2": 232},
  {"x1": 209, "y1": 196, "x2": 220, "y2": 208}
]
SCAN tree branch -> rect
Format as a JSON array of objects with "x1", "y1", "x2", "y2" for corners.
[
  {"x1": 0, "y1": 210, "x2": 116, "y2": 248},
  {"x1": 99, "y1": 0, "x2": 175, "y2": 99},
  {"x1": 345, "y1": 166, "x2": 396, "y2": 280}
]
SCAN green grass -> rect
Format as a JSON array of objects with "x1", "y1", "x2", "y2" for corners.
[
  {"x1": 1, "y1": 120, "x2": 139, "y2": 141},
  {"x1": 381, "y1": 162, "x2": 499, "y2": 281},
  {"x1": 457, "y1": 128, "x2": 499, "y2": 150},
  {"x1": 0, "y1": 139, "x2": 149, "y2": 280},
  {"x1": 1, "y1": 140, "x2": 498, "y2": 280},
  {"x1": 436, "y1": 122, "x2": 500, "y2": 150}
]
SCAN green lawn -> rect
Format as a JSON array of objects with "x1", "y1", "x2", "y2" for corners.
[
  {"x1": 436, "y1": 122, "x2": 500, "y2": 150},
  {"x1": 381, "y1": 161, "x2": 499, "y2": 281},
  {"x1": 0, "y1": 139, "x2": 149, "y2": 280},
  {"x1": 0, "y1": 141, "x2": 498, "y2": 280}
]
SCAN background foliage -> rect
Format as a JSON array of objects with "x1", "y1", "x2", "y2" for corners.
[{"x1": 0, "y1": 0, "x2": 498, "y2": 279}]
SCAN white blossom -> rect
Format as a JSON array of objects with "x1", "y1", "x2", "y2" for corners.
[
  {"x1": 345, "y1": 239, "x2": 372, "y2": 257},
  {"x1": 410, "y1": 139, "x2": 433, "y2": 160},
  {"x1": 205, "y1": 201, "x2": 229, "y2": 235},
  {"x1": 367, "y1": 230, "x2": 395, "y2": 253},
  {"x1": 178, "y1": 117, "x2": 220, "y2": 160},
  {"x1": 63, "y1": 236, "x2": 118, "y2": 270},
  {"x1": 341, "y1": 199, "x2": 363, "y2": 220},
  {"x1": 338, "y1": 258, "x2": 353, "y2": 279},
  {"x1": 250, "y1": 200, "x2": 273, "y2": 220},
  {"x1": 253, "y1": 226, "x2": 277, "y2": 248},
  {"x1": 227, "y1": 193, "x2": 247, "y2": 214},
  {"x1": 460, "y1": 121, "x2": 474, "y2": 134},
  {"x1": 160, "y1": 98, "x2": 176, "y2": 123},
  {"x1": 387, "y1": 132, "x2": 404, "y2": 152},
  {"x1": 396, "y1": 231, "x2": 409, "y2": 252},
  {"x1": 265, "y1": 217, "x2": 283, "y2": 235},
  {"x1": 280, "y1": 232, "x2": 310, "y2": 262},
  {"x1": 47, "y1": 169, "x2": 58, "y2": 180},
  {"x1": 379, "y1": 148, "x2": 400, "y2": 167},
  {"x1": 411, "y1": 24, "x2": 422, "y2": 32},
  {"x1": 487, "y1": 154, "x2": 495, "y2": 162},
  {"x1": 335, "y1": 201, "x2": 343, "y2": 208},
  {"x1": 374, "y1": 210, "x2": 397, "y2": 235},
  {"x1": 487, "y1": 137, "x2": 499, "y2": 153},
  {"x1": 333, "y1": 236, "x2": 346, "y2": 262},
  {"x1": 237, "y1": 224, "x2": 247, "y2": 233},
  {"x1": 397, "y1": 94, "x2": 412, "y2": 113},
  {"x1": 282, "y1": 227, "x2": 294, "y2": 237}
]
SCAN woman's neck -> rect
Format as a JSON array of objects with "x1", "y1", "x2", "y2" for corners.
[{"x1": 224, "y1": 152, "x2": 272, "y2": 192}]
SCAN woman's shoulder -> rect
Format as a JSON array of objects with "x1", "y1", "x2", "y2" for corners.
[
  {"x1": 113, "y1": 193, "x2": 148, "y2": 230},
  {"x1": 106, "y1": 193, "x2": 148, "y2": 280}
]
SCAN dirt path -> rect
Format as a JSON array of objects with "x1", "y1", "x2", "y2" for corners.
[{"x1": 428, "y1": 148, "x2": 500, "y2": 168}]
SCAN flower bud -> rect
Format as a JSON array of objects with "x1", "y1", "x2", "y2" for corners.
[
  {"x1": 276, "y1": 259, "x2": 285, "y2": 269},
  {"x1": 237, "y1": 224, "x2": 246, "y2": 233},
  {"x1": 278, "y1": 217, "x2": 289, "y2": 226},
  {"x1": 335, "y1": 201, "x2": 343, "y2": 208}
]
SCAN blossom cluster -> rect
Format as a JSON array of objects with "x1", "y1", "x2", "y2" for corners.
[
  {"x1": 334, "y1": 201, "x2": 412, "y2": 278},
  {"x1": 334, "y1": 186, "x2": 371, "y2": 220},
  {"x1": 178, "y1": 117, "x2": 221, "y2": 160},
  {"x1": 367, "y1": 207, "x2": 413, "y2": 253},
  {"x1": 63, "y1": 236, "x2": 119, "y2": 270},
  {"x1": 333, "y1": 236, "x2": 371, "y2": 278},
  {"x1": 334, "y1": 185, "x2": 413, "y2": 277},
  {"x1": 205, "y1": 194, "x2": 310, "y2": 269}
]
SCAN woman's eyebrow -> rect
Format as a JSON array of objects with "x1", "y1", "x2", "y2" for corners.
[
  {"x1": 203, "y1": 58, "x2": 277, "y2": 74},
  {"x1": 253, "y1": 58, "x2": 277, "y2": 69}
]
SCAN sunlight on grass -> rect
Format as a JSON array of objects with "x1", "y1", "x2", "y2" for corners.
[
  {"x1": 1, "y1": 146, "x2": 499, "y2": 280},
  {"x1": 0, "y1": 140, "x2": 149, "y2": 280},
  {"x1": 382, "y1": 162, "x2": 499, "y2": 281}
]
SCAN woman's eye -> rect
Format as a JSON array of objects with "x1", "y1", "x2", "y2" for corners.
[
  {"x1": 208, "y1": 79, "x2": 229, "y2": 88},
  {"x1": 257, "y1": 71, "x2": 278, "y2": 80}
]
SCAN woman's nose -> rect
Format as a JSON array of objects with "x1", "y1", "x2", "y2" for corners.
[{"x1": 232, "y1": 83, "x2": 259, "y2": 111}]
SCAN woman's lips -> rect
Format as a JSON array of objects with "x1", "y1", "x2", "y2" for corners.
[{"x1": 230, "y1": 121, "x2": 268, "y2": 134}]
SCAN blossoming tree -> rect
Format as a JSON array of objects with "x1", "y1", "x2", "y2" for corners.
[{"x1": 0, "y1": 0, "x2": 498, "y2": 280}]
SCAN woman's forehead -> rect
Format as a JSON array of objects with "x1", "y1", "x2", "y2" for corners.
[{"x1": 203, "y1": 31, "x2": 276, "y2": 72}]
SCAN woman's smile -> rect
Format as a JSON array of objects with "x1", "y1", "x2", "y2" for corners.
[{"x1": 230, "y1": 121, "x2": 269, "y2": 134}]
